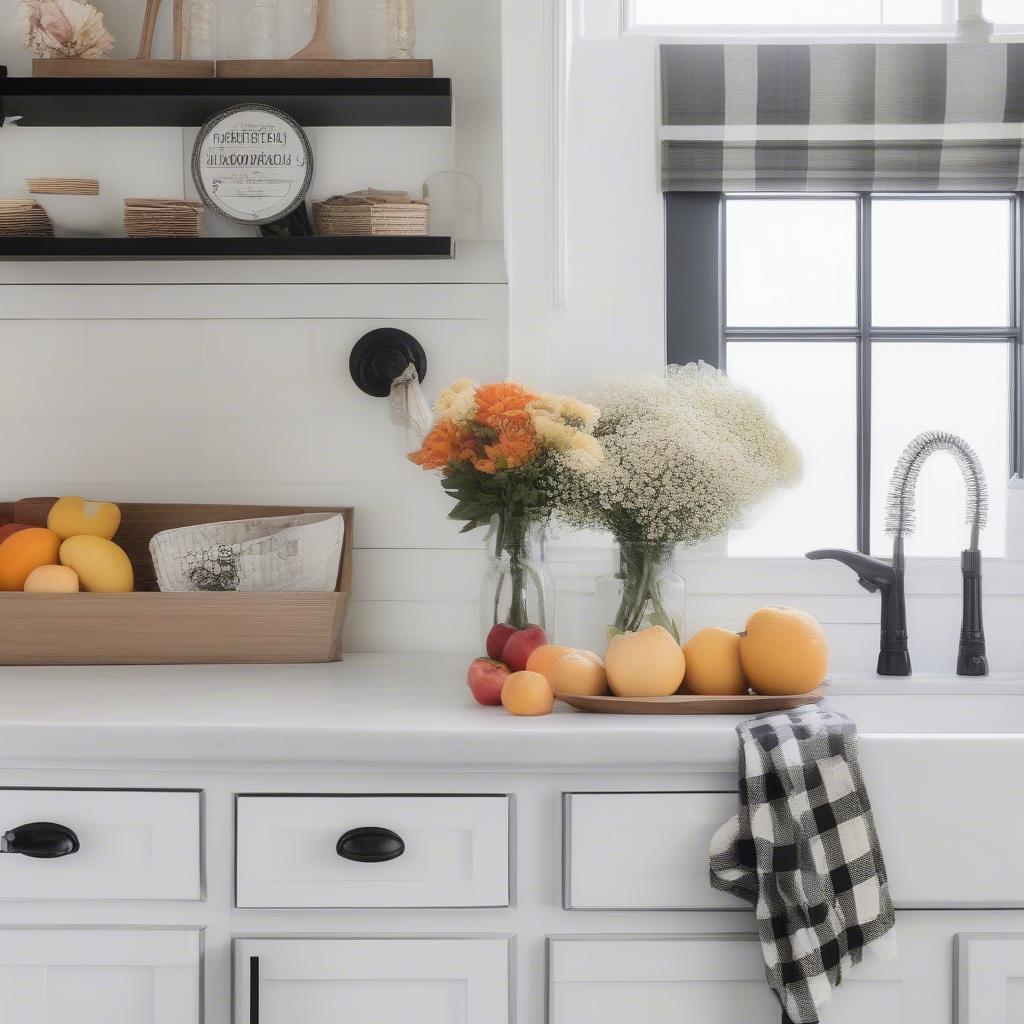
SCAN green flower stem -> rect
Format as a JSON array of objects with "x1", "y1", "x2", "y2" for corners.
[
  {"x1": 493, "y1": 511, "x2": 532, "y2": 630},
  {"x1": 613, "y1": 541, "x2": 679, "y2": 641}
]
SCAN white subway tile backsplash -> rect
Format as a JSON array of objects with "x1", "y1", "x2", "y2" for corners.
[
  {"x1": 0, "y1": 321, "x2": 89, "y2": 378},
  {"x1": 88, "y1": 320, "x2": 204, "y2": 378},
  {"x1": 85, "y1": 419, "x2": 204, "y2": 484},
  {"x1": 201, "y1": 418, "x2": 312, "y2": 484},
  {"x1": 201, "y1": 320, "x2": 315, "y2": 378}
]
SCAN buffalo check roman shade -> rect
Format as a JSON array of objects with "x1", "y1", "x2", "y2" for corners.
[{"x1": 661, "y1": 44, "x2": 1024, "y2": 191}]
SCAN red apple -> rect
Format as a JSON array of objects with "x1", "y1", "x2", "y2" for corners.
[
  {"x1": 486, "y1": 622, "x2": 518, "y2": 661},
  {"x1": 502, "y1": 625, "x2": 550, "y2": 673},
  {"x1": 467, "y1": 657, "x2": 510, "y2": 706},
  {"x1": 0, "y1": 523, "x2": 28, "y2": 547}
]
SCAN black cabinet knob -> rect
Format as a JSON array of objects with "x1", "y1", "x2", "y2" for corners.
[
  {"x1": 2, "y1": 821, "x2": 80, "y2": 858},
  {"x1": 336, "y1": 826, "x2": 405, "y2": 863}
]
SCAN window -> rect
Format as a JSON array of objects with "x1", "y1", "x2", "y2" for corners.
[{"x1": 668, "y1": 193, "x2": 1020, "y2": 559}]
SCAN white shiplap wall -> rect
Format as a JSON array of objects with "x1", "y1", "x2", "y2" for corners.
[{"x1": 0, "y1": 0, "x2": 504, "y2": 654}]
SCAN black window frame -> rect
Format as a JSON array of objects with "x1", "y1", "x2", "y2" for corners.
[{"x1": 666, "y1": 190, "x2": 1024, "y2": 555}]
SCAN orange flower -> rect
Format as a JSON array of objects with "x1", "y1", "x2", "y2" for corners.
[
  {"x1": 409, "y1": 420, "x2": 463, "y2": 470},
  {"x1": 474, "y1": 412, "x2": 538, "y2": 473},
  {"x1": 474, "y1": 381, "x2": 537, "y2": 427}
]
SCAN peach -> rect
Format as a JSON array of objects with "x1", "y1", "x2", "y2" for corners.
[
  {"x1": 501, "y1": 670, "x2": 554, "y2": 716},
  {"x1": 549, "y1": 649, "x2": 608, "y2": 697},
  {"x1": 605, "y1": 625, "x2": 685, "y2": 698},
  {"x1": 525, "y1": 644, "x2": 570, "y2": 678},
  {"x1": 502, "y1": 625, "x2": 549, "y2": 672},
  {"x1": 682, "y1": 627, "x2": 747, "y2": 696},
  {"x1": 486, "y1": 622, "x2": 517, "y2": 661},
  {"x1": 467, "y1": 657, "x2": 509, "y2": 706},
  {"x1": 24, "y1": 564, "x2": 80, "y2": 593}
]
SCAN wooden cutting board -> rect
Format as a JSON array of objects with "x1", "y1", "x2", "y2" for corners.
[{"x1": 556, "y1": 685, "x2": 828, "y2": 716}]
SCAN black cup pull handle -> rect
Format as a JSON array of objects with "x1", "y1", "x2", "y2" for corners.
[
  {"x1": 336, "y1": 826, "x2": 405, "y2": 863},
  {"x1": 2, "y1": 822, "x2": 80, "y2": 858}
]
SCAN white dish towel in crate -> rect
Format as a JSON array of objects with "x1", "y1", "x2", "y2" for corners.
[{"x1": 150, "y1": 513, "x2": 344, "y2": 593}]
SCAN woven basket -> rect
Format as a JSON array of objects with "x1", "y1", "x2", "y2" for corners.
[
  {"x1": 314, "y1": 200, "x2": 429, "y2": 237},
  {"x1": 150, "y1": 512, "x2": 344, "y2": 593}
]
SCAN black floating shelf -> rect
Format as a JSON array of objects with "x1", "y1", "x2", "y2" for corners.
[
  {"x1": 0, "y1": 76, "x2": 452, "y2": 127},
  {"x1": 0, "y1": 235, "x2": 454, "y2": 261}
]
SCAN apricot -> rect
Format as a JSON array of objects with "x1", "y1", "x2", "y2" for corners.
[
  {"x1": 605, "y1": 625, "x2": 685, "y2": 698},
  {"x1": 682, "y1": 627, "x2": 748, "y2": 696},
  {"x1": 0, "y1": 527, "x2": 61, "y2": 591},
  {"x1": 47, "y1": 496, "x2": 121, "y2": 542},
  {"x1": 525, "y1": 644, "x2": 570, "y2": 678},
  {"x1": 740, "y1": 606, "x2": 829, "y2": 695},
  {"x1": 501, "y1": 670, "x2": 554, "y2": 716},
  {"x1": 549, "y1": 649, "x2": 608, "y2": 696},
  {"x1": 24, "y1": 565, "x2": 80, "y2": 593}
]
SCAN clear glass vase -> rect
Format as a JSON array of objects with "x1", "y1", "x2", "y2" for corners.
[
  {"x1": 480, "y1": 513, "x2": 553, "y2": 642},
  {"x1": 598, "y1": 541, "x2": 685, "y2": 643}
]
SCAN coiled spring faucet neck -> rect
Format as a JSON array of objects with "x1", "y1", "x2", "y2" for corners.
[{"x1": 885, "y1": 430, "x2": 988, "y2": 551}]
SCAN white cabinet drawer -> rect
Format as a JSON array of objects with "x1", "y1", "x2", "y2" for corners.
[
  {"x1": 235, "y1": 936, "x2": 511, "y2": 1024},
  {"x1": 0, "y1": 789, "x2": 202, "y2": 901},
  {"x1": 235, "y1": 794, "x2": 512, "y2": 908},
  {"x1": 0, "y1": 927, "x2": 202, "y2": 1023},
  {"x1": 564, "y1": 792, "x2": 737, "y2": 910}
]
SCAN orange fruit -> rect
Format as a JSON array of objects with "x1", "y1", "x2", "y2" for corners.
[
  {"x1": 605, "y1": 625, "x2": 685, "y2": 697},
  {"x1": 525, "y1": 644, "x2": 570, "y2": 678},
  {"x1": 682, "y1": 627, "x2": 747, "y2": 696},
  {"x1": 739, "y1": 606, "x2": 829, "y2": 695},
  {"x1": 501, "y1": 670, "x2": 554, "y2": 716},
  {"x1": 0, "y1": 527, "x2": 61, "y2": 591},
  {"x1": 549, "y1": 649, "x2": 607, "y2": 696}
]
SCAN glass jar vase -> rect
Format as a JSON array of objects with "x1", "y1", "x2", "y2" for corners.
[
  {"x1": 598, "y1": 541, "x2": 685, "y2": 643},
  {"x1": 480, "y1": 513, "x2": 553, "y2": 642}
]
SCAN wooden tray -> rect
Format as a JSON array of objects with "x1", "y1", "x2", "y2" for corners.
[
  {"x1": 556, "y1": 685, "x2": 828, "y2": 716},
  {"x1": 0, "y1": 498, "x2": 353, "y2": 666}
]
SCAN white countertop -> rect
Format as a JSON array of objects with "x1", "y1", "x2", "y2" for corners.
[{"x1": 0, "y1": 655, "x2": 1021, "y2": 770}]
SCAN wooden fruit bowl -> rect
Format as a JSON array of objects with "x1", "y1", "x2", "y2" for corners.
[{"x1": 0, "y1": 498, "x2": 353, "y2": 666}]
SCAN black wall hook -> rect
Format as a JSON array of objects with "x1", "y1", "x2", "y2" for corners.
[{"x1": 349, "y1": 328, "x2": 427, "y2": 398}]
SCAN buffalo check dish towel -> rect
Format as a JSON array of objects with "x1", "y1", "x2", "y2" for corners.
[{"x1": 709, "y1": 704, "x2": 897, "y2": 1024}]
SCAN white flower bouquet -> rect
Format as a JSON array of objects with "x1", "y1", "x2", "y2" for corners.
[{"x1": 550, "y1": 362, "x2": 802, "y2": 638}]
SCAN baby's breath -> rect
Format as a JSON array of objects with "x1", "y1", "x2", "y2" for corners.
[{"x1": 549, "y1": 363, "x2": 802, "y2": 544}]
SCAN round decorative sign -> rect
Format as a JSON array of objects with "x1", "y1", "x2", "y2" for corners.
[{"x1": 191, "y1": 104, "x2": 314, "y2": 226}]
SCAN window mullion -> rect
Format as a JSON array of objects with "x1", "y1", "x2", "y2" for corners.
[{"x1": 857, "y1": 194, "x2": 873, "y2": 555}]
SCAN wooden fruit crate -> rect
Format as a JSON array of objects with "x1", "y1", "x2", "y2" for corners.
[{"x1": 0, "y1": 498, "x2": 353, "y2": 666}]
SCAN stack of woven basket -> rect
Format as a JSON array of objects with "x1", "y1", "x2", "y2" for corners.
[
  {"x1": 123, "y1": 199, "x2": 203, "y2": 238},
  {"x1": 313, "y1": 189, "x2": 429, "y2": 237},
  {"x1": 0, "y1": 199, "x2": 53, "y2": 236}
]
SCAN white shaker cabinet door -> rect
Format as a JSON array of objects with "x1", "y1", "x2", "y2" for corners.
[
  {"x1": 235, "y1": 936, "x2": 512, "y2": 1024},
  {"x1": 0, "y1": 928, "x2": 202, "y2": 1024},
  {"x1": 549, "y1": 925, "x2": 951, "y2": 1024},
  {"x1": 956, "y1": 933, "x2": 1024, "y2": 1022}
]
